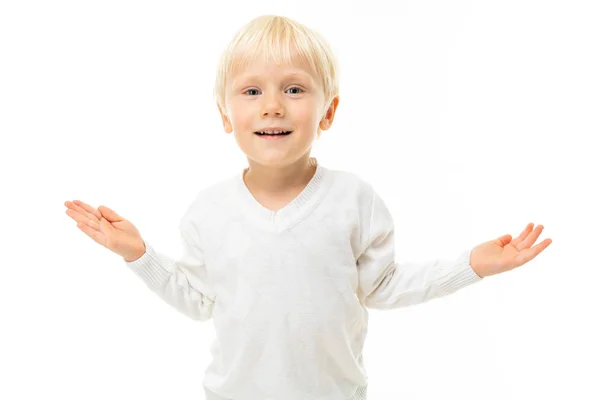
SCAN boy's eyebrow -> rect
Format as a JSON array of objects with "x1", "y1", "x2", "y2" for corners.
[{"x1": 232, "y1": 71, "x2": 313, "y2": 85}]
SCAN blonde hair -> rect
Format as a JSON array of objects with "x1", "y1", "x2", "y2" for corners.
[{"x1": 213, "y1": 15, "x2": 340, "y2": 134}]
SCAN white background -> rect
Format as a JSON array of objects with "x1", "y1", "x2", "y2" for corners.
[{"x1": 1, "y1": 0, "x2": 598, "y2": 399}]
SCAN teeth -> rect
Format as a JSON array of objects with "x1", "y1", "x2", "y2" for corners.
[{"x1": 257, "y1": 130, "x2": 289, "y2": 135}]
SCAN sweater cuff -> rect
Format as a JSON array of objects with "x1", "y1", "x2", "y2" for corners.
[
  {"x1": 124, "y1": 240, "x2": 171, "y2": 290},
  {"x1": 438, "y1": 249, "x2": 483, "y2": 294}
]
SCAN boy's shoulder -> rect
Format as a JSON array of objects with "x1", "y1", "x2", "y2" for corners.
[
  {"x1": 323, "y1": 166, "x2": 371, "y2": 194},
  {"x1": 331, "y1": 167, "x2": 374, "y2": 192},
  {"x1": 179, "y1": 172, "x2": 240, "y2": 227},
  {"x1": 328, "y1": 167, "x2": 377, "y2": 210}
]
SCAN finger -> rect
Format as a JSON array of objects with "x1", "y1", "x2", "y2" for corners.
[
  {"x1": 72, "y1": 200, "x2": 102, "y2": 220},
  {"x1": 517, "y1": 225, "x2": 544, "y2": 251},
  {"x1": 515, "y1": 238, "x2": 552, "y2": 267},
  {"x1": 511, "y1": 223, "x2": 534, "y2": 246},
  {"x1": 65, "y1": 200, "x2": 100, "y2": 222},
  {"x1": 66, "y1": 209, "x2": 101, "y2": 232},
  {"x1": 76, "y1": 221, "x2": 105, "y2": 246}
]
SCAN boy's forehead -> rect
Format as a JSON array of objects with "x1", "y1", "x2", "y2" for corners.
[{"x1": 229, "y1": 53, "x2": 316, "y2": 84}]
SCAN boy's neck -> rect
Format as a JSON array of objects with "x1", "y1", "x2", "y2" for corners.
[{"x1": 243, "y1": 155, "x2": 317, "y2": 196}]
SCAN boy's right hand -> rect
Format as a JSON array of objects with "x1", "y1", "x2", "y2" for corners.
[{"x1": 64, "y1": 200, "x2": 146, "y2": 262}]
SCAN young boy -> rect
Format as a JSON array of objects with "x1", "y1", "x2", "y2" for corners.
[{"x1": 64, "y1": 14, "x2": 552, "y2": 400}]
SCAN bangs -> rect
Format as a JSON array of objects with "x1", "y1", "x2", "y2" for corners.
[{"x1": 225, "y1": 26, "x2": 317, "y2": 80}]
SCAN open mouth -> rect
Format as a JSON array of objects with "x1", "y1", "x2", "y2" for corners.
[{"x1": 254, "y1": 131, "x2": 293, "y2": 136}]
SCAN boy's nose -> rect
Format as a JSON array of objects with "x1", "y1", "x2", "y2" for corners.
[
  {"x1": 261, "y1": 95, "x2": 284, "y2": 117},
  {"x1": 262, "y1": 108, "x2": 283, "y2": 117}
]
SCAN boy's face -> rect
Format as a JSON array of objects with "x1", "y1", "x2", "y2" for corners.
[{"x1": 218, "y1": 51, "x2": 339, "y2": 168}]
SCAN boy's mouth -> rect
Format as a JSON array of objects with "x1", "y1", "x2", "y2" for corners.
[{"x1": 254, "y1": 130, "x2": 293, "y2": 136}]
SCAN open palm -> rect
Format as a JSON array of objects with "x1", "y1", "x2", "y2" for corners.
[
  {"x1": 64, "y1": 200, "x2": 145, "y2": 261},
  {"x1": 470, "y1": 223, "x2": 552, "y2": 278}
]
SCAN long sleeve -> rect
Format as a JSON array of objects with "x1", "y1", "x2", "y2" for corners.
[
  {"x1": 124, "y1": 218, "x2": 215, "y2": 321},
  {"x1": 356, "y1": 187, "x2": 483, "y2": 310}
]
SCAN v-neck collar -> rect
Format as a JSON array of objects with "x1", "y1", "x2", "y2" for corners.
[{"x1": 236, "y1": 157, "x2": 330, "y2": 233}]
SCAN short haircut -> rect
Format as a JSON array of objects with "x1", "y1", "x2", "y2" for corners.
[{"x1": 213, "y1": 15, "x2": 340, "y2": 124}]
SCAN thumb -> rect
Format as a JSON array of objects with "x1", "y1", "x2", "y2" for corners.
[
  {"x1": 497, "y1": 234, "x2": 512, "y2": 246},
  {"x1": 98, "y1": 205, "x2": 122, "y2": 222}
]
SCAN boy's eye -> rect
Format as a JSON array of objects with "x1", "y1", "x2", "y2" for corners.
[
  {"x1": 243, "y1": 87, "x2": 304, "y2": 96},
  {"x1": 286, "y1": 86, "x2": 304, "y2": 95}
]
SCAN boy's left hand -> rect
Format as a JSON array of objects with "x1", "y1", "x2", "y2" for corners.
[{"x1": 470, "y1": 223, "x2": 552, "y2": 278}]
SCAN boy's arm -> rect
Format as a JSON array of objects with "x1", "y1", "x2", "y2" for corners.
[
  {"x1": 356, "y1": 187, "x2": 482, "y2": 310},
  {"x1": 124, "y1": 218, "x2": 215, "y2": 321}
]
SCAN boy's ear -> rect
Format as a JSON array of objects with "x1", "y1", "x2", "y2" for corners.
[
  {"x1": 319, "y1": 96, "x2": 340, "y2": 131},
  {"x1": 217, "y1": 103, "x2": 233, "y2": 133}
]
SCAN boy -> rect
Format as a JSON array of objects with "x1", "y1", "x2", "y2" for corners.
[{"x1": 64, "y1": 14, "x2": 552, "y2": 400}]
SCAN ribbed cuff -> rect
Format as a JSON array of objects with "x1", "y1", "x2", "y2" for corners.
[
  {"x1": 438, "y1": 248, "x2": 483, "y2": 295},
  {"x1": 124, "y1": 240, "x2": 171, "y2": 290},
  {"x1": 351, "y1": 384, "x2": 368, "y2": 399},
  {"x1": 205, "y1": 385, "x2": 368, "y2": 400}
]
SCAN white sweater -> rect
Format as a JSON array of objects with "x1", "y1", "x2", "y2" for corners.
[{"x1": 124, "y1": 157, "x2": 483, "y2": 400}]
